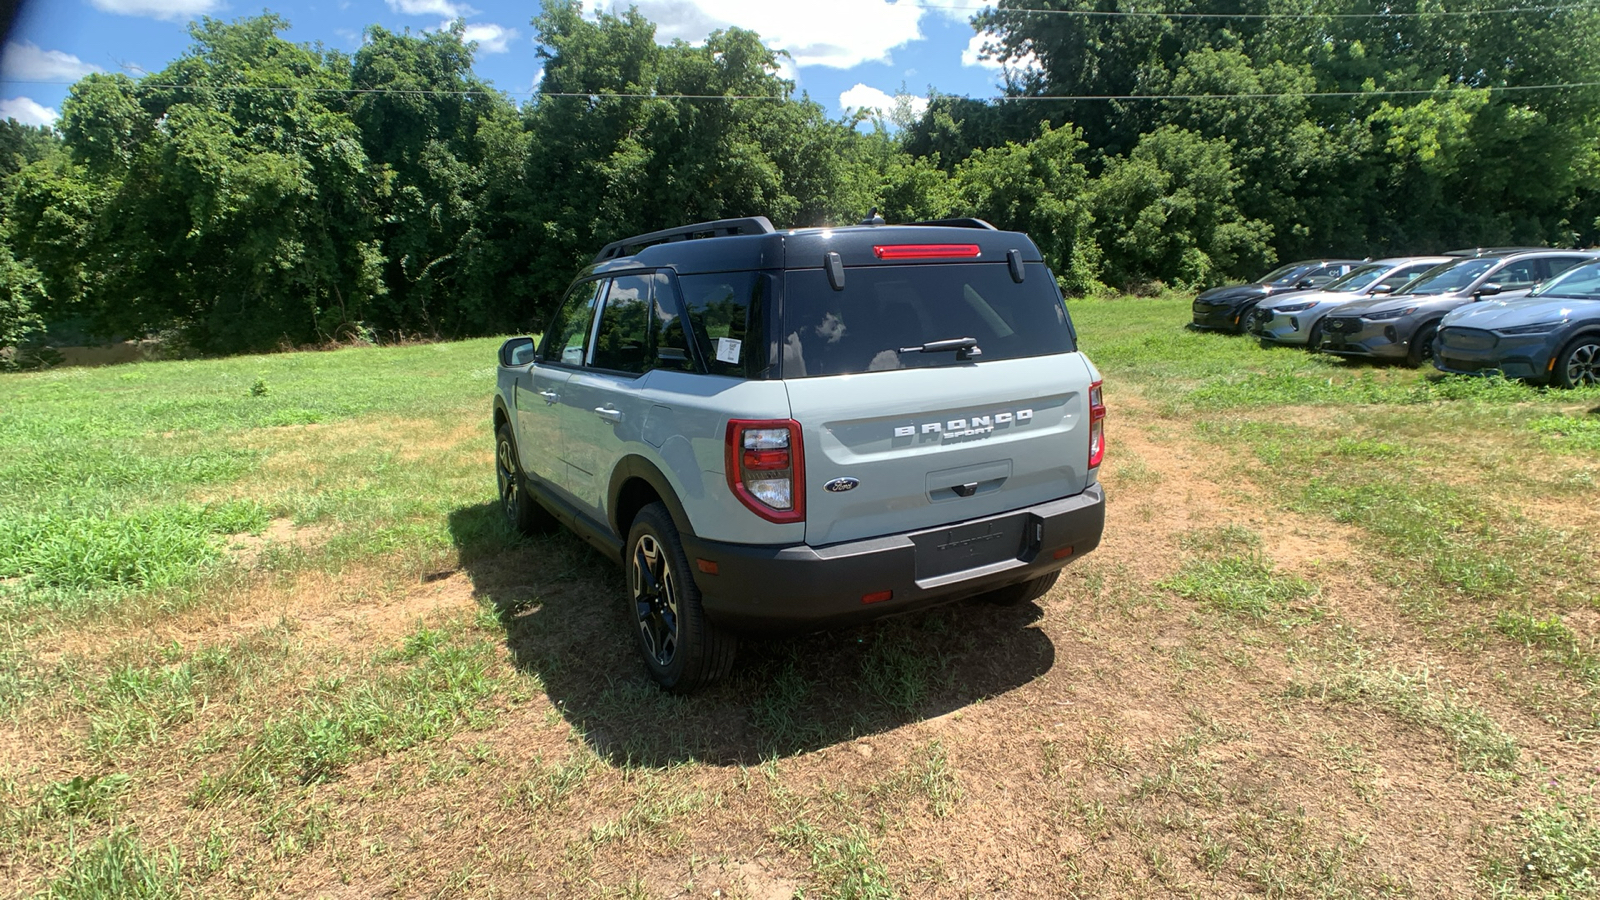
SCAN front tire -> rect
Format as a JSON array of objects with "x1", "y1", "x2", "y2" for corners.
[
  {"x1": 1407, "y1": 321, "x2": 1439, "y2": 368},
  {"x1": 1554, "y1": 335, "x2": 1600, "y2": 388},
  {"x1": 496, "y1": 423, "x2": 557, "y2": 536},
  {"x1": 626, "y1": 503, "x2": 736, "y2": 692},
  {"x1": 1305, "y1": 320, "x2": 1325, "y2": 352}
]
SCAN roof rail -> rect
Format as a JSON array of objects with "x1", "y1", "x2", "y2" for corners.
[
  {"x1": 593, "y1": 216, "x2": 777, "y2": 263},
  {"x1": 904, "y1": 217, "x2": 999, "y2": 231}
]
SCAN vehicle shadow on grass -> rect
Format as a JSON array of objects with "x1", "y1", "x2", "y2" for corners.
[{"x1": 446, "y1": 502, "x2": 1056, "y2": 766}]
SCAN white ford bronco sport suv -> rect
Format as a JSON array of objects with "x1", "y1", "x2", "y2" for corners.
[{"x1": 493, "y1": 216, "x2": 1106, "y2": 691}]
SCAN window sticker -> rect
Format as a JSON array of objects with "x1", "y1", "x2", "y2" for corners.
[{"x1": 715, "y1": 336, "x2": 742, "y2": 364}]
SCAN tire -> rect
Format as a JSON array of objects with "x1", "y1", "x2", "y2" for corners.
[
  {"x1": 626, "y1": 502, "x2": 737, "y2": 692},
  {"x1": 1554, "y1": 335, "x2": 1600, "y2": 388},
  {"x1": 1407, "y1": 320, "x2": 1439, "y2": 368},
  {"x1": 1232, "y1": 303, "x2": 1258, "y2": 335},
  {"x1": 978, "y1": 571, "x2": 1060, "y2": 606},
  {"x1": 496, "y1": 423, "x2": 557, "y2": 535},
  {"x1": 1305, "y1": 320, "x2": 1325, "y2": 352}
]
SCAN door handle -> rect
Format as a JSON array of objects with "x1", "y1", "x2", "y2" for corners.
[
  {"x1": 538, "y1": 390, "x2": 559, "y2": 404},
  {"x1": 594, "y1": 407, "x2": 623, "y2": 423}
]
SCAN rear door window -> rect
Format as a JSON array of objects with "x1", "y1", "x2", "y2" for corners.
[
  {"x1": 589, "y1": 274, "x2": 652, "y2": 375},
  {"x1": 780, "y1": 262, "x2": 1075, "y2": 378}
]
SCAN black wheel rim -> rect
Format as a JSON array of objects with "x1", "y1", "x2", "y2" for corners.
[
  {"x1": 631, "y1": 534, "x2": 679, "y2": 667},
  {"x1": 1567, "y1": 342, "x2": 1600, "y2": 386},
  {"x1": 496, "y1": 437, "x2": 519, "y2": 523}
]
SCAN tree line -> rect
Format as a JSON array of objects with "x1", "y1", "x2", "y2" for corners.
[{"x1": 2, "y1": 0, "x2": 1597, "y2": 359}]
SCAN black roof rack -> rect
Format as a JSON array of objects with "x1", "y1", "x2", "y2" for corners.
[
  {"x1": 593, "y1": 216, "x2": 777, "y2": 263},
  {"x1": 904, "y1": 217, "x2": 999, "y2": 231}
]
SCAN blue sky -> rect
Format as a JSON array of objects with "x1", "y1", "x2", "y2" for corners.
[{"x1": 0, "y1": 0, "x2": 1030, "y2": 128}]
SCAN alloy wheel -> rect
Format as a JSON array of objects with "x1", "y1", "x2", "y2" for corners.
[
  {"x1": 496, "y1": 437, "x2": 520, "y2": 522},
  {"x1": 1567, "y1": 341, "x2": 1600, "y2": 387},
  {"x1": 632, "y1": 534, "x2": 679, "y2": 667}
]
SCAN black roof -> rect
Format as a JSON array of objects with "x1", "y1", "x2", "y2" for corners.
[{"x1": 584, "y1": 218, "x2": 1045, "y2": 278}]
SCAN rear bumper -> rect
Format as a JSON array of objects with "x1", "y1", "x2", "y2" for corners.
[{"x1": 683, "y1": 484, "x2": 1106, "y2": 633}]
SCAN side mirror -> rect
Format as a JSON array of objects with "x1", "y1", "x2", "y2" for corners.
[
  {"x1": 499, "y1": 336, "x2": 536, "y2": 367},
  {"x1": 1369, "y1": 283, "x2": 1394, "y2": 294},
  {"x1": 1294, "y1": 279, "x2": 1314, "y2": 289},
  {"x1": 1474, "y1": 282, "x2": 1502, "y2": 298}
]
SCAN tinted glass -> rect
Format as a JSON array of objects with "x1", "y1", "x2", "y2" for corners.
[
  {"x1": 1379, "y1": 263, "x2": 1439, "y2": 291},
  {"x1": 1532, "y1": 260, "x2": 1600, "y2": 299},
  {"x1": 678, "y1": 271, "x2": 770, "y2": 379},
  {"x1": 590, "y1": 274, "x2": 652, "y2": 374},
  {"x1": 1493, "y1": 259, "x2": 1540, "y2": 289},
  {"x1": 542, "y1": 280, "x2": 604, "y2": 366},
  {"x1": 1326, "y1": 264, "x2": 1386, "y2": 292},
  {"x1": 650, "y1": 272, "x2": 697, "y2": 373},
  {"x1": 780, "y1": 262, "x2": 1075, "y2": 378},
  {"x1": 1399, "y1": 258, "x2": 1497, "y2": 295},
  {"x1": 1261, "y1": 263, "x2": 1318, "y2": 284}
]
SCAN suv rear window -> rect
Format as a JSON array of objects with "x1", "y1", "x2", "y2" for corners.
[{"x1": 779, "y1": 262, "x2": 1076, "y2": 378}]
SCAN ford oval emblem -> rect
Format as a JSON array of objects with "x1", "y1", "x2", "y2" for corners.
[{"x1": 824, "y1": 477, "x2": 860, "y2": 493}]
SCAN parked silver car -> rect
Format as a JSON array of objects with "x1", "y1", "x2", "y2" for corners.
[{"x1": 1248, "y1": 256, "x2": 1451, "y2": 347}]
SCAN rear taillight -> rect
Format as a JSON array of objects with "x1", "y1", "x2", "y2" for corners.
[
  {"x1": 726, "y1": 419, "x2": 805, "y2": 523},
  {"x1": 1087, "y1": 380, "x2": 1106, "y2": 469}
]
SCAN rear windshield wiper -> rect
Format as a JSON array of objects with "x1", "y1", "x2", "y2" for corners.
[{"x1": 899, "y1": 336, "x2": 982, "y2": 360}]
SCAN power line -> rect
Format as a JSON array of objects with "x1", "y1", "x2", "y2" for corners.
[
  {"x1": 3, "y1": 79, "x2": 1598, "y2": 101},
  {"x1": 918, "y1": 0, "x2": 1598, "y2": 17}
]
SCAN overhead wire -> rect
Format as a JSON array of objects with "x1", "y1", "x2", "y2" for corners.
[
  {"x1": 3, "y1": 78, "x2": 1598, "y2": 102},
  {"x1": 906, "y1": 0, "x2": 1598, "y2": 18}
]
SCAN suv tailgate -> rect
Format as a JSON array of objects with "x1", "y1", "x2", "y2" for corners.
[{"x1": 786, "y1": 353, "x2": 1098, "y2": 546}]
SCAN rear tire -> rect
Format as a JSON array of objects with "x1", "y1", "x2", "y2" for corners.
[
  {"x1": 978, "y1": 571, "x2": 1060, "y2": 606},
  {"x1": 626, "y1": 503, "x2": 737, "y2": 692},
  {"x1": 1554, "y1": 335, "x2": 1600, "y2": 388},
  {"x1": 1407, "y1": 321, "x2": 1438, "y2": 368},
  {"x1": 496, "y1": 423, "x2": 557, "y2": 536}
]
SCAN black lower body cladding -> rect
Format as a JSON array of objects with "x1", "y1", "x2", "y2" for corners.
[{"x1": 682, "y1": 485, "x2": 1105, "y2": 633}]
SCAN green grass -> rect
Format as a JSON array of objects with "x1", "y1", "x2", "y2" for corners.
[{"x1": 1160, "y1": 554, "x2": 1317, "y2": 622}]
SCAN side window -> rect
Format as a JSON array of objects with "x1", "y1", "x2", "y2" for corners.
[
  {"x1": 1541, "y1": 256, "x2": 1588, "y2": 281},
  {"x1": 1494, "y1": 259, "x2": 1540, "y2": 289},
  {"x1": 590, "y1": 274, "x2": 653, "y2": 375},
  {"x1": 1378, "y1": 264, "x2": 1434, "y2": 291},
  {"x1": 679, "y1": 271, "x2": 767, "y2": 379},
  {"x1": 651, "y1": 272, "x2": 699, "y2": 373},
  {"x1": 542, "y1": 280, "x2": 605, "y2": 366}
]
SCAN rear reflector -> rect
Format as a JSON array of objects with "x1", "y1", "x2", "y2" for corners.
[
  {"x1": 1087, "y1": 380, "x2": 1106, "y2": 469},
  {"x1": 1053, "y1": 547, "x2": 1074, "y2": 560},
  {"x1": 862, "y1": 590, "x2": 893, "y2": 604},
  {"x1": 872, "y1": 244, "x2": 981, "y2": 260},
  {"x1": 697, "y1": 559, "x2": 719, "y2": 575}
]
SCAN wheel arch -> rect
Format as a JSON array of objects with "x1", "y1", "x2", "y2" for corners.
[
  {"x1": 608, "y1": 455, "x2": 694, "y2": 541},
  {"x1": 492, "y1": 396, "x2": 512, "y2": 433}
]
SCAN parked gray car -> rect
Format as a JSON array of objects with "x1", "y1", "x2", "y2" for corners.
[
  {"x1": 1434, "y1": 258, "x2": 1600, "y2": 387},
  {"x1": 1316, "y1": 249, "x2": 1597, "y2": 366},
  {"x1": 1248, "y1": 256, "x2": 1450, "y2": 347}
]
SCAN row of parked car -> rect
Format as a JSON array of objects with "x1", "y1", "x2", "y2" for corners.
[{"x1": 1188, "y1": 248, "x2": 1600, "y2": 387}]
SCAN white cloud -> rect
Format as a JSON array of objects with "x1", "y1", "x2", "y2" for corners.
[
  {"x1": 1, "y1": 42, "x2": 104, "y2": 82},
  {"x1": 387, "y1": 0, "x2": 477, "y2": 17},
  {"x1": 839, "y1": 83, "x2": 929, "y2": 120},
  {"x1": 88, "y1": 0, "x2": 222, "y2": 20},
  {"x1": 601, "y1": 0, "x2": 925, "y2": 69},
  {"x1": 0, "y1": 97, "x2": 59, "y2": 126},
  {"x1": 931, "y1": 0, "x2": 996, "y2": 23},
  {"x1": 460, "y1": 23, "x2": 516, "y2": 54},
  {"x1": 962, "y1": 31, "x2": 1040, "y2": 79}
]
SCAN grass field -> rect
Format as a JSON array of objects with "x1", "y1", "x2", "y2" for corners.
[{"x1": 2, "y1": 298, "x2": 1599, "y2": 898}]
